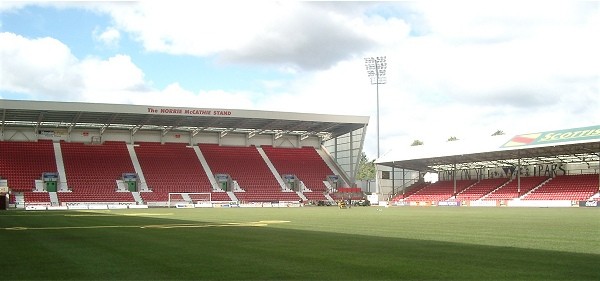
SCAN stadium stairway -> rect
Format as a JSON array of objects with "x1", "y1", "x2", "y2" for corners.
[
  {"x1": 324, "y1": 193, "x2": 335, "y2": 201},
  {"x1": 49, "y1": 192, "x2": 59, "y2": 205},
  {"x1": 390, "y1": 182, "x2": 429, "y2": 202},
  {"x1": 199, "y1": 144, "x2": 299, "y2": 202},
  {"x1": 455, "y1": 178, "x2": 509, "y2": 201},
  {"x1": 227, "y1": 191, "x2": 238, "y2": 202},
  {"x1": 181, "y1": 193, "x2": 192, "y2": 202},
  {"x1": 52, "y1": 142, "x2": 68, "y2": 191},
  {"x1": 12, "y1": 193, "x2": 24, "y2": 207},
  {"x1": 192, "y1": 146, "x2": 224, "y2": 192},
  {"x1": 296, "y1": 191, "x2": 308, "y2": 201},
  {"x1": 261, "y1": 145, "x2": 334, "y2": 201},
  {"x1": 131, "y1": 192, "x2": 144, "y2": 204},
  {"x1": 518, "y1": 177, "x2": 553, "y2": 199},
  {"x1": 522, "y1": 174, "x2": 599, "y2": 200},
  {"x1": 59, "y1": 141, "x2": 136, "y2": 204},
  {"x1": 134, "y1": 142, "x2": 221, "y2": 203},
  {"x1": 405, "y1": 180, "x2": 476, "y2": 202},
  {"x1": 256, "y1": 146, "x2": 289, "y2": 191},
  {"x1": 315, "y1": 147, "x2": 351, "y2": 188},
  {"x1": 126, "y1": 144, "x2": 149, "y2": 191},
  {"x1": 483, "y1": 176, "x2": 549, "y2": 200}
]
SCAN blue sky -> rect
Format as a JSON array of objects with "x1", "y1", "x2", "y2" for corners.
[
  {"x1": 1, "y1": 1, "x2": 599, "y2": 159},
  {"x1": 0, "y1": 4, "x2": 291, "y2": 93}
]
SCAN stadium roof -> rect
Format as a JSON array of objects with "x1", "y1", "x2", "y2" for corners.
[
  {"x1": 376, "y1": 125, "x2": 600, "y2": 172},
  {"x1": 0, "y1": 99, "x2": 369, "y2": 140}
]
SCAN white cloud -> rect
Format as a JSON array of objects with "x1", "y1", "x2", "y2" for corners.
[
  {"x1": 94, "y1": 1, "x2": 395, "y2": 70},
  {"x1": 0, "y1": 1, "x2": 29, "y2": 12},
  {"x1": 370, "y1": 2, "x2": 600, "y2": 146},
  {"x1": 0, "y1": 31, "x2": 258, "y2": 109},
  {"x1": 1, "y1": 2, "x2": 598, "y2": 160},
  {"x1": 80, "y1": 55, "x2": 145, "y2": 92},
  {"x1": 0, "y1": 32, "x2": 83, "y2": 98},
  {"x1": 0, "y1": 32, "x2": 144, "y2": 102},
  {"x1": 93, "y1": 26, "x2": 120, "y2": 47}
]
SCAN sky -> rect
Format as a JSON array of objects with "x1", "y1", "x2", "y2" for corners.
[{"x1": 1, "y1": 1, "x2": 599, "y2": 160}]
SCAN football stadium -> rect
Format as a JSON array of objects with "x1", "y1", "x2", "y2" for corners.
[{"x1": 1, "y1": 99, "x2": 599, "y2": 280}]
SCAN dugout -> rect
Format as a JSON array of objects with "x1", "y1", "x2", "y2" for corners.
[{"x1": 0, "y1": 186, "x2": 8, "y2": 210}]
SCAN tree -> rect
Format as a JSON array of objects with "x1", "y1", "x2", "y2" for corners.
[
  {"x1": 356, "y1": 152, "x2": 375, "y2": 180},
  {"x1": 492, "y1": 130, "x2": 505, "y2": 136},
  {"x1": 447, "y1": 136, "x2": 459, "y2": 141},
  {"x1": 411, "y1": 139, "x2": 424, "y2": 146}
]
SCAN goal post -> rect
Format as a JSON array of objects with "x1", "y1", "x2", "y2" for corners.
[{"x1": 167, "y1": 192, "x2": 212, "y2": 208}]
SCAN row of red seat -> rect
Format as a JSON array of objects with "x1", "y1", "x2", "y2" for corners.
[
  {"x1": 406, "y1": 180, "x2": 476, "y2": 202},
  {"x1": 135, "y1": 142, "x2": 213, "y2": 202},
  {"x1": 199, "y1": 144, "x2": 300, "y2": 202},
  {"x1": 61, "y1": 141, "x2": 135, "y2": 194},
  {"x1": 395, "y1": 175, "x2": 598, "y2": 202},
  {"x1": 0, "y1": 140, "x2": 57, "y2": 192},
  {"x1": 524, "y1": 174, "x2": 598, "y2": 200},
  {"x1": 2, "y1": 141, "x2": 334, "y2": 204},
  {"x1": 262, "y1": 145, "x2": 332, "y2": 201}
]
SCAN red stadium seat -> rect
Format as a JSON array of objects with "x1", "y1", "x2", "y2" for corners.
[{"x1": 0, "y1": 140, "x2": 57, "y2": 192}]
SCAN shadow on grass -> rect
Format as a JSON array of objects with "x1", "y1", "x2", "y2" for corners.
[{"x1": 0, "y1": 210, "x2": 598, "y2": 280}]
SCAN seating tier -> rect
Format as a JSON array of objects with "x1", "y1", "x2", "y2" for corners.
[
  {"x1": 405, "y1": 180, "x2": 476, "y2": 202},
  {"x1": 60, "y1": 141, "x2": 136, "y2": 203},
  {"x1": 199, "y1": 144, "x2": 299, "y2": 202},
  {"x1": 23, "y1": 191, "x2": 51, "y2": 204},
  {"x1": 135, "y1": 142, "x2": 213, "y2": 202},
  {"x1": 484, "y1": 176, "x2": 548, "y2": 200},
  {"x1": 456, "y1": 178, "x2": 510, "y2": 201},
  {"x1": 261, "y1": 146, "x2": 333, "y2": 201},
  {"x1": 391, "y1": 182, "x2": 429, "y2": 202},
  {"x1": 0, "y1": 140, "x2": 57, "y2": 192},
  {"x1": 524, "y1": 174, "x2": 598, "y2": 200}
]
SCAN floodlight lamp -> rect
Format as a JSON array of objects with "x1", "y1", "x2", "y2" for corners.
[{"x1": 364, "y1": 56, "x2": 387, "y2": 85}]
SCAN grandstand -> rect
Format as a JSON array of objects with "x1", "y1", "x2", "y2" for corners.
[
  {"x1": 381, "y1": 125, "x2": 600, "y2": 207},
  {"x1": 0, "y1": 99, "x2": 368, "y2": 208},
  {"x1": 1, "y1": 99, "x2": 598, "y2": 209}
]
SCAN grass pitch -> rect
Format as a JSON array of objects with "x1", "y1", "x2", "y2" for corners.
[{"x1": 1, "y1": 207, "x2": 599, "y2": 280}]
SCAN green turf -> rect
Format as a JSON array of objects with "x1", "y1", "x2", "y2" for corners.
[{"x1": 1, "y1": 207, "x2": 599, "y2": 280}]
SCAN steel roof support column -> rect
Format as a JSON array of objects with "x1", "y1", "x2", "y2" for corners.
[
  {"x1": 453, "y1": 163, "x2": 457, "y2": 196},
  {"x1": 0, "y1": 108, "x2": 5, "y2": 141},
  {"x1": 392, "y1": 165, "x2": 395, "y2": 197},
  {"x1": 344, "y1": 131, "x2": 351, "y2": 184},
  {"x1": 402, "y1": 168, "x2": 406, "y2": 197},
  {"x1": 517, "y1": 158, "x2": 521, "y2": 196},
  {"x1": 34, "y1": 111, "x2": 45, "y2": 141}
]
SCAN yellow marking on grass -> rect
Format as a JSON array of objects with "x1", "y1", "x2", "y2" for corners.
[
  {"x1": 121, "y1": 213, "x2": 174, "y2": 216},
  {"x1": 64, "y1": 214, "x2": 116, "y2": 217},
  {"x1": 5, "y1": 225, "x2": 129, "y2": 231},
  {"x1": 65, "y1": 212, "x2": 174, "y2": 217},
  {"x1": 2, "y1": 220, "x2": 289, "y2": 231}
]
